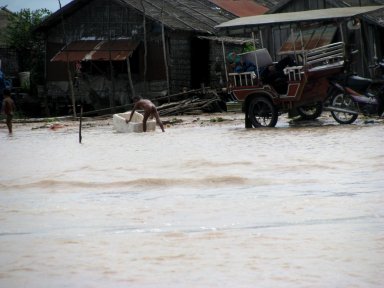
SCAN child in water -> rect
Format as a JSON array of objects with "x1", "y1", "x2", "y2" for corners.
[{"x1": 1, "y1": 89, "x2": 16, "y2": 134}]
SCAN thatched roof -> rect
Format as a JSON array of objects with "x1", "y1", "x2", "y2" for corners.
[{"x1": 120, "y1": 0, "x2": 236, "y2": 33}]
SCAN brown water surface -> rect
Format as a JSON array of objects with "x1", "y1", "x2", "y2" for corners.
[{"x1": 1, "y1": 116, "x2": 383, "y2": 287}]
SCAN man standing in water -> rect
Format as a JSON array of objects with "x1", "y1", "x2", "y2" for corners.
[
  {"x1": 126, "y1": 97, "x2": 165, "y2": 132},
  {"x1": 1, "y1": 89, "x2": 16, "y2": 134}
]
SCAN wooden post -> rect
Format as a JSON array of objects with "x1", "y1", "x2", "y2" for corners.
[
  {"x1": 109, "y1": 57, "x2": 116, "y2": 112},
  {"x1": 140, "y1": 0, "x2": 147, "y2": 94},
  {"x1": 58, "y1": 0, "x2": 76, "y2": 118},
  {"x1": 127, "y1": 57, "x2": 136, "y2": 100},
  {"x1": 221, "y1": 40, "x2": 228, "y2": 85},
  {"x1": 359, "y1": 23, "x2": 366, "y2": 77},
  {"x1": 258, "y1": 29, "x2": 264, "y2": 48},
  {"x1": 161, "y1": 0, "x2": 170, "y2": 102},
  {"x1": 108, "y1": 0, "x2": 116, "y2": 113},
  {"x1": 79, "y1": 104, "x2": 83, "y2": 143},
  {"x1": 66, "y1": 61, "x2": 76, "y2": 118},
  {"x1": 252, "y1": 32, "x2": 261, "y2": 79}
]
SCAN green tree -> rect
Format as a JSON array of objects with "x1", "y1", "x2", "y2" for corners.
[{"x1": 5, "y1": 8, "x2": 51, "y2": 91}]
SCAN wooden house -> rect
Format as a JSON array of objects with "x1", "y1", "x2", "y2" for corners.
[
  {"x1": 35, "y1": 0, "x2": 285, "y2": 116},
  {"x1": 35, "y1": 0, "x2": 242, "y2": 115}
]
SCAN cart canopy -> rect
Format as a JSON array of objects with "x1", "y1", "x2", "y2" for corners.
[{"x1": 215, "y1": 6, "x2": 384, "y2": 30}]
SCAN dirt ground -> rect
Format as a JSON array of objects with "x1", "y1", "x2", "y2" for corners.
[
  {"x1": 4, "y1": 111, "x2": 245, "y2": 132},
  {"x1": 3, "y1": 110, "x2": 384, "y2": 133}
]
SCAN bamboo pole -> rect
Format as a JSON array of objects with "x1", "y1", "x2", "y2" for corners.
[{"x1": 108, "y1": 0, "x2": 116, "y2": 113}]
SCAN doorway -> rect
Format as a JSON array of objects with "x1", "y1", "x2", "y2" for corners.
[{"x1": 191, "y1": 38, "x2": 210, "y2": 89}]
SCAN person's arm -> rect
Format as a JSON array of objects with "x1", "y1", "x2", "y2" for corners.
[{"x1": 126, "y1": 103, "x2": 137, "y2": 123}]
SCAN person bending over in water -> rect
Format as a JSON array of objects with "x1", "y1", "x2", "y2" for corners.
[{"x1": 126, "y1": 97, "x2": 165, "y2": 132}]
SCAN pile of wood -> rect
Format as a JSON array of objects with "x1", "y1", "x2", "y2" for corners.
[{"x1": 156, "y1": 89, "x2": 225, "y2": 116}]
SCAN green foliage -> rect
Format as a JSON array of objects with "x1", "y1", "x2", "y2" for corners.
[
  {"x1": 5, "y1": 8, "x2": 51, "y2": 90},
  {"x1": 210, "y1": 117, "x2": 224, "y2": 122},
  {"x1": 243, "y1": 42, "x2": 255, "y2": 53},
  {"x1": 170, "y1": 117, "x2": 183, "y2": 124},
  {"x1": 12, "y1": 110, "x2": 26, "y2": 119},
  {"x1": 5, "y1": 8, "x2": 50, "y2": 52}
]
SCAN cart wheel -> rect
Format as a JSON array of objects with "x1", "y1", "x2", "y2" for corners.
[
  {"x1": 331, "y1": 93, "x2": 358, "y2": 124},
  {"x1": 248, "y1": 96, "x2": 278, "y2": 127},
  {"x1": 297, "y1": 102, "x2": 323, "y2": 120},
  {"x1": 245, "y1": 113, "x2": 252, "y2": 128}
]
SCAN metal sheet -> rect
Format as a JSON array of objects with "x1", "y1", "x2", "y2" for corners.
[
  {"x1": 90, "y1": 40, "x2": 139, "y2": 61},
  {"x1": 51, "y1": 40, "x2": 99, "y2": 62},
  {"x1": 210, "y1": 0, "x2": 269, "y2": 17},
  {"x1": 51, "y1": 40, "x2": 139, "y2": 62},
  {"x1": 279, "y1": 25, "x2": 338, "y2": 54},
  {"x1": 215, "y1": 6, "x2": 384, "y2": 29}
]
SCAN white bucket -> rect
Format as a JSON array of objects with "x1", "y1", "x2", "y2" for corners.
[{"x1": 19, "y1": 71, "x2": 30, "y2": 89}]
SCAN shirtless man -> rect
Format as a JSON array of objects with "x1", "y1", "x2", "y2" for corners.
[
  {"x1": 126, "y1": 97, "x2": 165, "y2": 132},
  {"x1": 1, "y1": 89, "x2": 16, "y2": 134}
]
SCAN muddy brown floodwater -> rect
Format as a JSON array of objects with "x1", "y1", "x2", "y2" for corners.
[{"x1": 1, "y1": 112, "x2": 383, "y2": 288}]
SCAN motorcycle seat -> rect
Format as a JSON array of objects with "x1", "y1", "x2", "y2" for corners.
[{"x1": 347, "y1": 75, "x2": 372, "y2": 92}]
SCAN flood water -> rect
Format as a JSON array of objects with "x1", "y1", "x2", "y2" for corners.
[{"x1": 1, "y1": 115, "x2": 383, "y2": 288}]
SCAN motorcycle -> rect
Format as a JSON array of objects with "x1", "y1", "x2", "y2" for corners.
[{"x1": 327, "y1": 59, "x2": 384, "y2": 124}]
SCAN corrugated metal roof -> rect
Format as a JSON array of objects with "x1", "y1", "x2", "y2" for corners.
[
  {"x1": 92, "y1": 40, "x2": 139, "y2": 61},
  {"x1": 198, "y1": 35, "x2": 256, "y2": 44},
  {"x1": 51, "y1": 39, "x2": 139, "y2": 62},
  {"x1": 51, "y1": 40, "x2": 97, "y2": 62},
  {"x1": 216, "y1": 6, "x2": 384, "y2": 29},
  {"x1": 279, "y1": 25, "x2": 337, "y2": 54},
  {"x1": 209, "y1": 0, "x2": 269, "y2": 17}
]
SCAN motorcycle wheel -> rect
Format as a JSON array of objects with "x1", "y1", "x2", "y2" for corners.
[
  {"x1": 297, "y1": 102, "x2": 323, "y2": 120},
  {"x1": 330, "y1": 93, "x2": 358, "y2": 124}
]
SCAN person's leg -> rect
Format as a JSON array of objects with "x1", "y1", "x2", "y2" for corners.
[
  {"x1": 153, "y1": 109, "x2": 165, "y2": 132},
  {"x1": 142, "y1": 112, "x2": 150, "y2": 132},
  {"x1": 6, "y1": 115, "x2": 12, "y2": 133}
]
